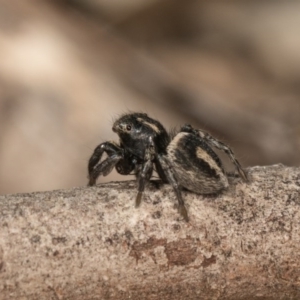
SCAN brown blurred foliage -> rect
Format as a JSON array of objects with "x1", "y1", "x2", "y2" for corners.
[{"x1": 0, "y1": 0, "x2": 300, "y2": 194}]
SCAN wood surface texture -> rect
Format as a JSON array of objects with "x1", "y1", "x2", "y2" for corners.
[{"x1": 1, "y1": 165, "x2": 300, "y2": 299}]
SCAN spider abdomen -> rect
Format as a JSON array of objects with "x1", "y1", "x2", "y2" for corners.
[{"x1": 167, "y1": 132, "x2": 229, "y2": 194}]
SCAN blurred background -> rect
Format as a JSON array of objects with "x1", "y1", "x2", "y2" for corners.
[{"x1": 0, "y1": 0, "x2": 300, "y2": 195}]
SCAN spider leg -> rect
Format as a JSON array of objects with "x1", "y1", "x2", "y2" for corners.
[
  {"x1": 135, "y1": 138, "x2": 154, "y2": 207},
  {"x1": 158, "y1": 154, "x2": 189, "y2": 222},
  {"x1": 88, "y1": 142, "x2": 123, "y2": 186},
  {"x1": 154, "y1": 159, "x2": 169, "y2": 183},
  {"x1": 88, "y1": 142, "x2": 121, "y2": 173},
  {"x1": 88, "y1": 155, "x2": 122, "y2": 186},
  {"x1": 135, "y1": 160, "x2": 153, "y2": 208},
  {"x1": 181, "y1": 124, "x2": 248, "y2": 182}
]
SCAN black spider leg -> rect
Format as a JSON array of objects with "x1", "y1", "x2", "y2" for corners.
[
  {"x1": 181, "y1": 124, "x2": 248, "y2": 182},
  {"x1": 135, "y1": 138, "x2": 154, "y2": 208},
  {"x1": 88, "y1": 142, "x2": 123, "y2": 186},
  {"x1": 154, "y1": 159, "x2": 169, "y2": 183},
  {"x1": 157, "y1": 155, "x2": 189, "y2": 222}
]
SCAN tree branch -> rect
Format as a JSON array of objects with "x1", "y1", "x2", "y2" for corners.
[{"x1": 1, "y1": 165, "x2": 300, "y2": 299}]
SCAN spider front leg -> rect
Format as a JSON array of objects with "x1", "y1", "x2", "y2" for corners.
[
  {"x1": 88, "y1": 142, "x2": 123, "y2": 186},
  {"x1": 181, "y1": 124, "x2": 248, "y2": 182}
]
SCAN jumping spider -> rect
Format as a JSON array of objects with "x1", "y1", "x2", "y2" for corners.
[{"x1": 88, "y1": 113, "x2": 248, "y2": 221}]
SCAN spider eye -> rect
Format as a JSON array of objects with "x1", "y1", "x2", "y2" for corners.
[{"x1": 126, "y1": 124, "x2": 132, "y2": 131}]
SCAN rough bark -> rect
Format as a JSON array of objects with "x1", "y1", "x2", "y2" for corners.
[{"x1": 0, "y1": 164, "x2": 300, "y2": 300}]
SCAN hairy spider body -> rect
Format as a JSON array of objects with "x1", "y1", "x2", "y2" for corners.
[
  {"x1": 167, "y1": 132, "x2": 228, "y2": 194},
  {"x1": 88, "y1": 113, "x2": 247, "y2": 221}
]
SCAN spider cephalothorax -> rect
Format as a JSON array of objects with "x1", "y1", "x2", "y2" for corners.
[{"x1": 88, "y1": 112, "x2": 248, "y2": 221}]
